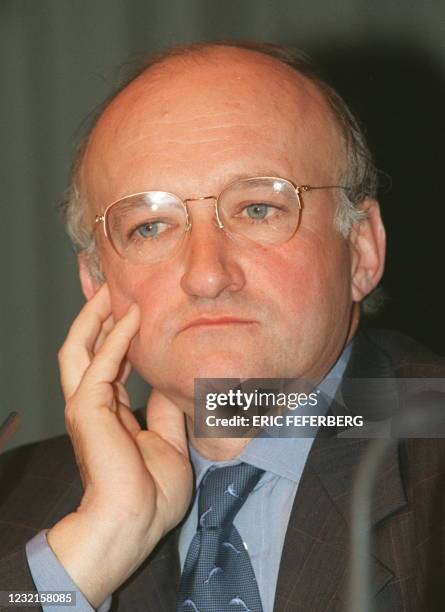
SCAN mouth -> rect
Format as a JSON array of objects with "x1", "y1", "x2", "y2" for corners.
[{"x1": 180, "y1": 316, "x2": 255, "y2": 333}]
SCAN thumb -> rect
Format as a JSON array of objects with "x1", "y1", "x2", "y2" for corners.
[{"x1": 146, "y1": 389, "x2": 189, "y2": 459}]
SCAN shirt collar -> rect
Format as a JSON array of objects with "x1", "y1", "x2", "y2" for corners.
[{"x1": 189, "y1": 341, "x2": 353, "y2": 485}]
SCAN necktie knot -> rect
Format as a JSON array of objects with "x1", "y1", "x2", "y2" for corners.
[{"x1": 198, "y1": 463, "x2": 264, "y2": 529}]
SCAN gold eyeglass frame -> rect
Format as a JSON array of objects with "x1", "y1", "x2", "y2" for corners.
[{"x1": 94, "y1": 176, "x2": 347, "y2": 260}]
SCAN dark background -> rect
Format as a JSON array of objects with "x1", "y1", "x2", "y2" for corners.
[{"x1": 1, "y1": 0, "x2": 444, "y2": 450}]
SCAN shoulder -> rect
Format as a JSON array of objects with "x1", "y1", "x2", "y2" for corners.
[
  {"x1": 0, "y1": 433, "x2": 78, "y2": 486},
  {"x1": 347, "y1": 326, "x2": 445, "y2": 377},
  {"x1": 345, "y1": 326, "x2": 445, "y2": 479},
  {"x1": 0, "y1": 432, "x2": 79, "y2": 491},
  {"x1": 0, "y1": 404, "x2": 147, "y2": 498}
]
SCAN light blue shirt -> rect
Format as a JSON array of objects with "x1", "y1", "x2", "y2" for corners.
[{"x1": 26, "y1": 343, "x2": 351, "y2": 612}]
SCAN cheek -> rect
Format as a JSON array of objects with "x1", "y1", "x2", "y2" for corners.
[
  {"x1": 105, "y1": 266, "x2": 176, "y2": 373},
  {"x1": 262, "y1": 232, "x2": 351, "y2": 322},
  {"x1": 102, "y1": 251, "x2": 174, "y2": 323}
]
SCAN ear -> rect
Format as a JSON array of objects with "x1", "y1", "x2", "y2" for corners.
[
  {"x1": 349, "y1": 199, "x2": 386, "y2": 302},
  {"x1": 78, "y1": 252, "x2": 101, "y2": 300}
]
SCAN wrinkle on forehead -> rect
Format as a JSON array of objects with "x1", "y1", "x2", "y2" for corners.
[{"x1": 139, "y1": 111, "x2": 244, "y2": 126}]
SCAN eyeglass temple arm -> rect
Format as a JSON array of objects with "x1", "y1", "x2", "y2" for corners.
[
  {"x1": 296, "y1": 184, "x2": 348, "y2": 209},
  {"x1": 298, "y1": 184, "x2": 348, "y2": 192}
]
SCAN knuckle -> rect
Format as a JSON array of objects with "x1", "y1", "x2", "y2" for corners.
[
  {"x1": 108, "y1": 326, "x2": 130, "y2": 346},
  {"x1": 57, "y1": 345, "x2": 67, "y2": 364}
]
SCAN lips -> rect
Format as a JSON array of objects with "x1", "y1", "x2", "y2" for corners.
[{"x1": 180, "y1": 316, "x2": 254, "y2": 332}]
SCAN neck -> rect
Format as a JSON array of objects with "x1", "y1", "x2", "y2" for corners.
[{"x1": 186, "y1": 415, "x2": 251, "y2": 460}]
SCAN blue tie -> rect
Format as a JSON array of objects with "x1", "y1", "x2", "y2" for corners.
[{"x1": 177, "y1": 463, "x2": 265, "y2": 612}]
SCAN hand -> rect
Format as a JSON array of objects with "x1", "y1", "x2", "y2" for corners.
[{"x1": 47, "y1": 284, "x2": 193, "y2": 607}]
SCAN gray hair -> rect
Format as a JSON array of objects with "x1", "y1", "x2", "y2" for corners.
[{"x1": 62, "y1": 41, "x2": 382, "y2": 312}]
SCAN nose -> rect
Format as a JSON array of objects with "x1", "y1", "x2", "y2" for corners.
[{"x1": 180, "y1": 202, "x2": 245, "y2": 299}]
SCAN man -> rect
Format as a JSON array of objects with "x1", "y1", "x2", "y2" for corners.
[{"x1": 1, "y1": 41, "x2": 445, "y2": 612}]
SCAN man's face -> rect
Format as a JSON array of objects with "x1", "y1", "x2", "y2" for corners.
[{"x1": 81, "y1": 50, "x2": 357, "y2": 406}]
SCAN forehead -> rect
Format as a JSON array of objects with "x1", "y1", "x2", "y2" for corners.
[{"x1": 81, "y1": 48, "x2": 343, "y2": 207}]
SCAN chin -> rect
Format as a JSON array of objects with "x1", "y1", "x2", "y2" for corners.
[
  {"x1": 186, "y1": 352, "x2": 256, "y2": 380},
  {"x1": 162, "y1": 352, "x2": 267, "y2": 397}
]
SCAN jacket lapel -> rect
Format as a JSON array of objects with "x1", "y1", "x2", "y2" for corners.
[{"x1": 273, "y1": 330, "x2": 408, "y2": 611}]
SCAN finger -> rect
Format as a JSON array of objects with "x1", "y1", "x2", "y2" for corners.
[
  {"x1": 146, "y1": 390, "x2": 188, "y2": 458},
  {"x1": 116, "y1": 403, "x2": 142, "y2": 439},
  {"x1": 112, "y1": 381, "x2": 131, "y2": 409},
  {"x1": 92, "y1": 314, "x2": 115, "y2": 354},
  {"x1": 59, "y1": 284, "x2": 112, "y2": 398},
  {"x1": 65, "y1": 283, "x2": 111, "y2": 352},
  {"x1": 82, "y1": 303, "x2": 140, "y2": 388},
  {"x1": 117, "y1": 359, "x2": 132, "y2": 385}
]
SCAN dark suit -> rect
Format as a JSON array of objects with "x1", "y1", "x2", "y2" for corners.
[{"x1": 1, "y1": 328, "x2": 445, "y2": 611}]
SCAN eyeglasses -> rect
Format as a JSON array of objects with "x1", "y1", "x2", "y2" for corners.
[{"x1": 94, "y1": 176, "x2": 347, "y2": 264}]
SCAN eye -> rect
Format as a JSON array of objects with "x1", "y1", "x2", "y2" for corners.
[
  {"x1": 244, "y1": 203, "x2": 271, "y2": 220},
  {"x1": 132, "y1": 221, "x2": 168, "y2": 239},
  {"x1": 136, "y1": 222, "x2": 159, "y2": 238}
]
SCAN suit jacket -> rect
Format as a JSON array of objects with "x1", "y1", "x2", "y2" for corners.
[{"x1": 1, "y1": 328, "x2": 445, "y2": 612}]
